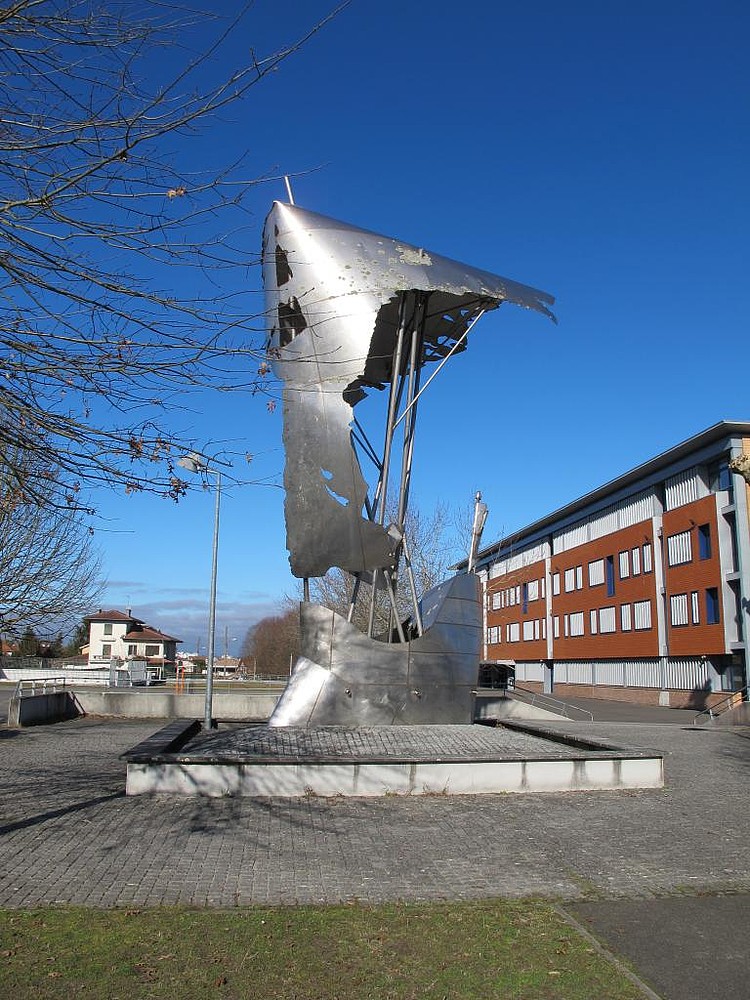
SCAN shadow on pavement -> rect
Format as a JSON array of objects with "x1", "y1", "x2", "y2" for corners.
[{"x1": 0, "y1": 791, "x2": 124, "y2": 836}]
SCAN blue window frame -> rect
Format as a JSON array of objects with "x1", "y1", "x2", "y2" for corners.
[
  {"x1": 706, "y1": 587, "x2": 720, "y2": 625},
  {"x1": 522, "y1": 582, "x2": 528, "y2": 614},
  {"x1": 698, "y1": 523, "x2": 712, "y2": 560},
  {"x1": 606, "y1": 555, "x2": 615, "y2": 597}
]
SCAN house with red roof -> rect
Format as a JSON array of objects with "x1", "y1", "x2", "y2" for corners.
[{"x1": 86, "y1": 609, "x2": 181, "y2": 668}]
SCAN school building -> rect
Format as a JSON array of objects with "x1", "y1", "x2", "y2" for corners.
[{"x1": 469, "y1": 421, "x2": 750, "y2": 709}]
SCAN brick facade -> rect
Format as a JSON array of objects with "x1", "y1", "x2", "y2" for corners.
[{"x1": 470, "y1": 422, "x2": 750, "y2": 707}]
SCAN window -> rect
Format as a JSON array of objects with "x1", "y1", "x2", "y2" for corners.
[
  {"x1": 590, "y1": 610, "x2": 598, "y2": 635},
  {"x1": 491, "y1": 592, "x2": 502, "y2": 610},
  {"x1": 103, "y1": 623, "x2": 113, "y2": 636},
  {"x1": 576, "y1": 565, "x2": 583, "y2": 590},
  {"x1": 540, "y1": 576, "x2": 546, "y2": 599},
  {"x1": 706, "y1": 588, "x2": 720, "y2": 625},
  {"x1": 710, "y1": 461, "x2": 733, "y2": 497},
  {"x1": 670, "y1": 593, "x2": 689, "y2": 627},
  {"x1": 127, "y1": 644, "x2": 137, "y2": 655},
  {"x1": 523, "y1": 620, "x2": 535, "y2": 641},
  {"x1": 631, "y1": 547, "x2": 641, "y2": 575},
  {"x1": 144, "y1": 644, "x2": 160, "y2": 656},
  {"x1": 619, "y1": 550, "x2": 630, "y2": 579},
  {"x1": 507, "y1": 623, "x2": 520, "y2": 643},
  {"x1": 552, "y1": 573, "x2": 560, "y2": 596},
  {"x1": 569, "y1": 612, "x2": 585, "y2": 637},
  {"x1": 667, "y1": 531, "x2": 692, "y2": 566},
  {"x1": 691, "y1": 592, "x2": 700, "y2": 625},
  {"x1": 588, "y1": 559, "x2": 605, "y2": 586},
  {"x1": 553, "y1": 616, "x2": 560, "y2": 638},
  {"x1": 563, "y1": 614, "x2": 569, "y2": 637},
  {"x1": 528, "y1": 579, "x2": 539, "y2": 602},
  {"x1": 643, "y1": 542, "x2": 653, "y2": 573},
  {"x1": 698, "y1": 523, "x2": 712, "y2": 560},
  {"x1": 487, "y1": 626, "x2": 500, "y2": 645},
  {"x1": 634, "y1": 600, "x2": 652, "y2": 630},
  {"x1": 606, "y1": 555, "x2": 615, "y2": 597},
  {"x1": 599, "y1": 607, "x2": 616, "y2": 633},
  {"x1": 522, "y1": 583, "x2": 528, "y2": 614},
  {"x1": 102, "y1": 644, "x2": 112, "y2": 656},
  {"x1": 621, "y1": 604, "x2": 632, "y2": 631},
  {"x1": 564, "y1": 568, "x2": 576, "y2": 592}
]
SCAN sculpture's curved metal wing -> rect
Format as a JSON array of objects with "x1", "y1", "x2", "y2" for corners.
[{"x1": 263, "y1": 201, "x2": 555, "y2": 579}]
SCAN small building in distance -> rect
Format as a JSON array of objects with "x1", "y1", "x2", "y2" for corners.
[
  {"x1": 467, "y1": 421, "x2": 750, "y2": 710},
  {"x1": 86, "y1": 609, "x2": 181, "y2": 671}
]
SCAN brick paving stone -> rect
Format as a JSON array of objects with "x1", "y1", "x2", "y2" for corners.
[
  {"x1": 168, "y1": 722, "x2": 647, "y2": 762},
  {"x1": 1, "y1": 717, "x2": 749, "y2": 908}
]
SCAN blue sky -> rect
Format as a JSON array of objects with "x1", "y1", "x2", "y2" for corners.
[{"x1": 94, "y1": 1, "x2": 749, "y2": 651}]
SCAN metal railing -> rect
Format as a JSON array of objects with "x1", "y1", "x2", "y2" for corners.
[
  {"x1": 693, "y1": 685, "x2": 748, "y2": 725},
  {"x1": 511, "y1": 682, "x2": 594, "y2": 721},
  {"x1": 13, "y1": 676, "x2": 68, "y2": 699}
]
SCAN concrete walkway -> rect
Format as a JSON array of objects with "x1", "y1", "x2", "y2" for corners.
[{"x1": 1, "y1": 714, "x2": 749, "y2": 997}]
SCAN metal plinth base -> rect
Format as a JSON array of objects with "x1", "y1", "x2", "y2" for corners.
[
  {"x1": 269, "y1": 573, "x2": 483, "y2": 727},
  {"x1": 123, "y1": 723, "x2": 664, "y2": 798}
]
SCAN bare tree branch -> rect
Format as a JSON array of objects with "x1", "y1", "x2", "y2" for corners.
[{"x1": 0, "y1": 0, "x2": 347, "y2": 511}]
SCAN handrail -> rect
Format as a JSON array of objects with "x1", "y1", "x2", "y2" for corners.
[
  {"x1": 13, "y1": 676, "x2": 68, "y2": 699},
  {"x1": 508, "y1": 682, "x2": 595, "y2": 721},
  {"x1": 693, "y1": 685, "x2": 748, "y2": 725}
]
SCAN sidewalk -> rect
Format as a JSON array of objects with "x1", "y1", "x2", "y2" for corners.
[{"x1": 1, "y1": 714, "x2": 749, "y2": 997}]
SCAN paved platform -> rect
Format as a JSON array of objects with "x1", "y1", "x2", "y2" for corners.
[
  {"x1": 122, "y1": 722, "x2": 664, "y2": 797},
  {"x1": 2, "y1": 715, "x2": 750, "y2": 998}
]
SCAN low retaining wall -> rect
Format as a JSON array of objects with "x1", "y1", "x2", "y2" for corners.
[
  {"x1": 6, "y1": 688, "x2": 282, "y2": 726},
  {"x1": 8, "y1": 691, "x2": 81, "y2": 727},
  {"x1": 76, "y1": 689, "x2": 280, "y2": 721},
  {"x1": 522, "y1": 682, "x2": 728, "y2": 711}
]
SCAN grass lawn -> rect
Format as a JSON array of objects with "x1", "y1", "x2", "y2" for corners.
[{"x1": 0, "y1": 900, "x2": 643, "y2": 999}]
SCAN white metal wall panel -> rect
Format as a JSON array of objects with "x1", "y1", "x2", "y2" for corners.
[
  {"x1": 631, "y1": 546, "x2": 641, "y2": 574},
  {"x1": 667, "y1": 531, "x2": 692, "y2": 566},
  {"x1": 599, "y1": 607, "x2": 616, "y2": 633},
  {"x1": 663, "y1": 658, "x2": 711, "y2": 690},
  {"x1": 634, "y1": 600, "x2": 652, "y2": 630},
  {"x1": 595, "y1": 661, "x2": 625, "y2": 686},
  {"x1": 553, "y1": 490, "x2": 656, "y2": 555},
  {"x1": 670, "y1": 594, "x2": 689, "y2": 627},
  {"x1": 643, "y1": 543, "x2": 653, "y2": 573},
  {"x1": 619, "y1": 550, "x2": 630, "y2": 578},
  {"x1": 665, "y1": 467, "x2": 707, "y2": 511},
  {"x1": 566, "y1": 662, "x2": 594, "y2": 684},
  {"x1": 589, "y1": 506, "x2": 618, "y2": 540},
  {"x1": 691, "y1": 591, "x2": 700, "y2": 624},
  {"x1": 618, "y1": 490, "x2": 656, "y2": 528},
  {"x1": 553, "y1": 522, "x2": 588, "y2": 554},
  {"x1": 516, "y1": 662, "x2": 545, "y2": 682},
  {"x1": 624, "y1": 660, "x2": 661, "y2": 687}
]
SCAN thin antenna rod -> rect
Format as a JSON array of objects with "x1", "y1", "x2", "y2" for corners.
[
  {"x1": 393, "y1": 309, "x2": 486, "y2": 431},
  {"x1": 284, "y1": 175, "x2": 295, "y2": 204}
]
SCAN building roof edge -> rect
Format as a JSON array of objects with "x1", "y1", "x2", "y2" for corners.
[{"x1": 463, "y1": 420, "x2": 750, "y2": 569}]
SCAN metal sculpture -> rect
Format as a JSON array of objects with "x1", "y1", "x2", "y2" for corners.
[{"x1": 263, "y1": 201, "x2": 554, "y2": 726}]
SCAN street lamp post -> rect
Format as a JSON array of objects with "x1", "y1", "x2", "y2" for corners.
[{"x1": 178, "y1": 453, "x2": 222, "y2": 730}]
